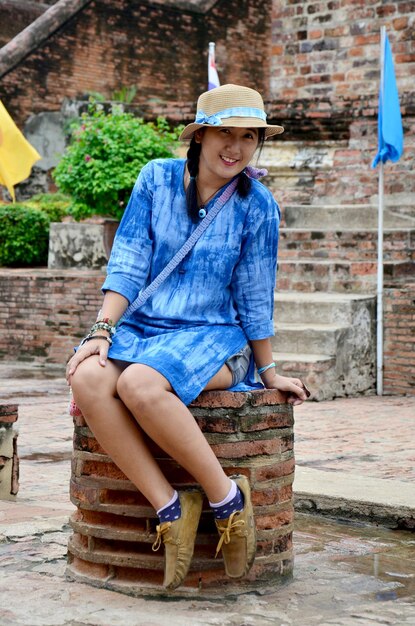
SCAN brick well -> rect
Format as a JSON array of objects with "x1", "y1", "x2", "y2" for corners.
[{"x1": 67, "y1": 389, "x2": 294, "y2": 596}]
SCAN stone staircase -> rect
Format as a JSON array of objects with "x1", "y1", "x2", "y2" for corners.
[
  {"x1": 272, "y1": 292, "x2": 375, "y2": 401},
  {"x1": 273, "y1": 204, "x2": 415, "y2": 400}
]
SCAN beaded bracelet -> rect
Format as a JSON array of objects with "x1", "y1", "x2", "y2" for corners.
[
  {"x1": 90, "y1": 321, "x2": 116, "y2": 336},
  {"x1": 80, "y1": 334, "x2": 113, "y2": 347},
  {"x1": 257, "y1": 362, "x2": 276, "y2": 375}
]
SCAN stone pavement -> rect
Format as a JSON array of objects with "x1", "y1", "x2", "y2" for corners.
[
  {"x1": 294, "y1": 395, "x2": 415, "y2": 529},
  {"x1": 0, "y1": 362, "x2": 415, "y2": 625}
]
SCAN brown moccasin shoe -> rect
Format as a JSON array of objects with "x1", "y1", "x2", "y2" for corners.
[
  {"x1": 214, "y1": 475, "x2": 256, "y2": 578},
  {"x1": 152, "y1": 490, "x2": 203, "y2": 590}
]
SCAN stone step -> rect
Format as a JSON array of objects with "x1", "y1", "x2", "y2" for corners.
[
  {"x1": 271, "y1": 291, "x2": 376, "y2": 401},
  {"x1": 276, "y1": 259, "x2": 412, "y2": 293},
  {"x1": 272, "y1": 351, "x2": 333, "y2": 364},
  {"x1": 272, "y1": 322, "x2": 348, "y2": 356},
  {"x1": 274, "y1": 291, "x2": 374, "y2": 325},
  {"x1": 272, "y1": 352, "x2": 336, "y2": 402},
  {"x1": 283, "y1": 204, "x2": 415, "y2": 230}
]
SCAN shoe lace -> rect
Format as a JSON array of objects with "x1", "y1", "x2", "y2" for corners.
[
  {"x1": 215, "y1": 510, "x2": 245, "y2": 558},
  {"x1": 151, "y1": 521, "x2": 172, "y2": 552}
]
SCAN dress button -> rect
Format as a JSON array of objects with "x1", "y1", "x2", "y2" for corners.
[{"x1": 198, "y1": 207, "x2": 207, "y2": 219}]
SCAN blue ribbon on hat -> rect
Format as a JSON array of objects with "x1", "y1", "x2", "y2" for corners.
[{"x1": 195, "y1": 106, "x2": 267, "y2": 126}]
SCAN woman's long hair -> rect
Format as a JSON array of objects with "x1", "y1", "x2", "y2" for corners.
[{"x1": 185, "y1": 129, "x2": 266, "y2": 222}]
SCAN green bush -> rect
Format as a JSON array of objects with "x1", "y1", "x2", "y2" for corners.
[
  {"x1": 28, "y1": 193, "x2": 72, "y2": 222},
  {"x1": 0, "y1": 204, "x2": 50, "y2": 266},
  {"x1": 0, "y1": 194, "x2": 71, "y2": 267},
  {"x1": 53, "y1": 106, "x2": 183, "y2": 220}
]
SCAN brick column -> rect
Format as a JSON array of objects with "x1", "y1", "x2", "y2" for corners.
[
  {"x1": 67, "y1": 389, "x2": 294, "y2": 596},
  {"x1": 0, "y1": 404, "x2": 19, "y2": 500}
]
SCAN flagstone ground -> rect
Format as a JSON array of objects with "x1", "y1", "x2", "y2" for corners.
[{"x1": 1, "y1": 363, "x2": 414, "y2": 625}]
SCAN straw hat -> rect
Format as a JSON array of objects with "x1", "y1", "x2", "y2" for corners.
[{"x1": 179, "y1": 84, "x2": 284, "y2": 141}]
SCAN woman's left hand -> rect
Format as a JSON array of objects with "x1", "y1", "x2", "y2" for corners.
[{"x1": 264, "y1": 373, "x2": 310, "y2": 406}]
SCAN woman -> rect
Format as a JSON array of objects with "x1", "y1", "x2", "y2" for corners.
[{"x1": 67, "y1": 84, "x2": 309, "y2": 590}]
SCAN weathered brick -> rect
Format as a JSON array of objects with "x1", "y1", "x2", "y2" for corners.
[
  {"x1": 253, "y1": 458, "x2": 295, "y2": 483},
  {"x1": 240, "y1": 410, "x2": 293, "y2": 432},
  {"x1": 210, "y1": 438, "x2": 282, "y2": 459},
  {"x1": 79, "y1": 459, "x2": 128, "y2": 481},
  {"x1": 70, "y1": 479, "x2": 98, "y2": 506},
  {"x1": 69, "y1": 556, "x2": 109, "y2": 580},
  {"x1": 0, "y1": 0, "x2": 273, "y2": 131},
  {"x1": 256, "y1": 508, "x2": 294, "y2": 530},
  {"x1": 0, "y1": 404, "x2": 18, "y2": 423},
  {"x1": 73, "y1": 433, "x2": 106, "y2": 455},
  {"x1": 250, "y1": 389, "x2": 289, "y2": 406},
  {"x1": 193, "y1": 415, "x2": 240, "y2": 434},
  {"x1": 191, "y1": 390, "x2": 248, "y2": 409},
  {"x1": 99, "y1": 489, "x2": 149, "y2": 507},
  {"x1": 252, "y1": 484, "x2": 293, "y2": 506}
]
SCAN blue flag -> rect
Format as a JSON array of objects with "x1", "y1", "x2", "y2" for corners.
[{"x1": 372, "y1": 34, "x2": 403, "y2": 167}]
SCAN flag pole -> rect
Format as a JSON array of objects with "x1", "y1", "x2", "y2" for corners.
[{"x1": 376, "y1": 25, "x2": 386, "y2": 396}]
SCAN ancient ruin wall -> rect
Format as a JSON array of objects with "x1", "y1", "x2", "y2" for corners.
[
  {"x1": 268, "y1": 0, "x2": 414, "y2": 204},
  {"x1": 0, "y1": 0, "x2": 413, "y2": 205},
  {"x1": 0, "y1": 0, "x2": 272, "y2": 128}
]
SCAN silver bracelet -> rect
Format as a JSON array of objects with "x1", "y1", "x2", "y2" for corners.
[{"x1": 80, "y1": 334, "x2": 113, "y2": 347}]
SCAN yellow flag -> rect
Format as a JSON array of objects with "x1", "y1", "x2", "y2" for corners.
[{"x1": 0, "y1": 100, "x2": 41, "y2": 202}]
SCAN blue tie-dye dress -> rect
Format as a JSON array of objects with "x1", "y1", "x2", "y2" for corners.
[{"x1": 102, "y1": 158, "x2": 280, "y2": 405}]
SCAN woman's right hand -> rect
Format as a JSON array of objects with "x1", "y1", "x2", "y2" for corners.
[{"x1": 66, "y1": 337, "x2": 110, "y2": 385}]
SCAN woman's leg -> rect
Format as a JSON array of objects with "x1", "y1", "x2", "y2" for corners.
[
  {"x1": 117, "y1": 363, "x2": 234, "y2": 504},
  {"x1": 70, "y1": 356, "x2": 175, "y2": 510}
]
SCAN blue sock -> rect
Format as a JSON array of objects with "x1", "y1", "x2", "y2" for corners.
[
  {"x1": 157, "y1": 490, "x2": 181, "y2": 523},
  {"x1": 209, "y1": 480, "x2": 244, "y2": 520}
]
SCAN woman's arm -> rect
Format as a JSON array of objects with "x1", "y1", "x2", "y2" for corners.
[
  {"x1": 66, "y1": 290, "x2": 129, "y2": 384},
  {"x1": 250, "y1": 338, "x2": 309, "y2": 405},
  {"x1": 67, "y1": 164, "x2": 156, "y2": 384}
]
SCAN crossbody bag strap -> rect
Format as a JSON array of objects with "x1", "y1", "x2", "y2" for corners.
[{"x1": 120, "y1": 176, "x2": 239, "y2": 321}]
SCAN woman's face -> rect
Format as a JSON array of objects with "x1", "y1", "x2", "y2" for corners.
[{"x1": 196, "y1": 126, "x2": 259, "y2": 186}]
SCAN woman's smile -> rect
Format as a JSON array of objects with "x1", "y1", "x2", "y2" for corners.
[
  {"x1": 220, "y1": 155, "x2": 239, "y2": 166},
  {"x1": 196, "y1": 126, "x2": 259, "y2": 186}
]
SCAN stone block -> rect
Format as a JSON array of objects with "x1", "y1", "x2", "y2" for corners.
[{"x1": 48, "y1": 221, "x2": 119, "y2": 269}]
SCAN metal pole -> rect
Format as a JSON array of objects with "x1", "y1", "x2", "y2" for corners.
[
  {"x1": 377, "y1": 161, "x2": 384, "y2": 395},
  {"x1": 376, "y1": 26, "x2": 386, "y2": 396}
]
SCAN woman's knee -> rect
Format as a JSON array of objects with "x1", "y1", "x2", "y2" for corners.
[
  {"x1": 117, "y1": 365, "x2": 168, "y2": 414},
  {"x1": 71, "y1": 356, "x2": 117, "y2": 401}
]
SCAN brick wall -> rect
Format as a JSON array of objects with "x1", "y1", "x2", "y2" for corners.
[
  {"x1": 0, "y1": 268, "x2": 413, "y2": 395},
  {"x1": 0, "y1": 0, "x2": 272, "y2": 128},
  {"x1": 0, "y1": 269, "x2": 103, "y2": 364},
  {"x1": 383, "y1": 282, "x2": 415, "y2": 396},
  {"x1": 0, "y1": 0, "x2": 413, "y2": 204},
  {"x1": 276, "y1": 228, "x2": 414, "y2": 293},
  {"x1": 269, "y1": 0, "x2": 415, "y2": 204},
  {"x1": 0, "y1": 1, "x2": 47, "y2": 47}
]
